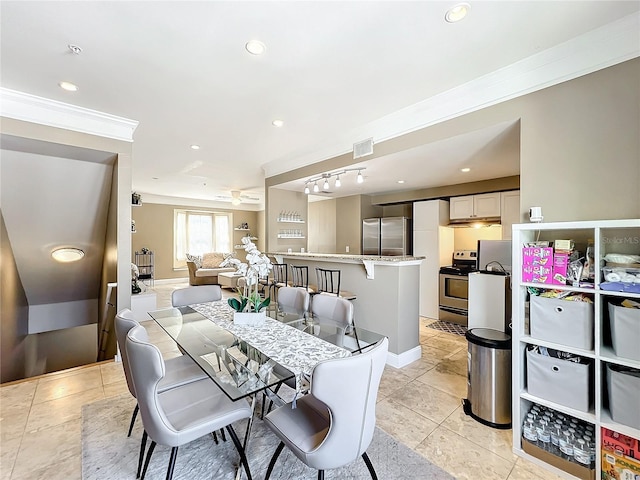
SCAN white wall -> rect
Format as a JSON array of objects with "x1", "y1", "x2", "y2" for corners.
[{"x1": 28, "y1": 299, "x2": 99, "y2": 334}]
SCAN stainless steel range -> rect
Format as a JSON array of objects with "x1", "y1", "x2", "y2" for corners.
[{"x1": 439, "y1": 250, "x2": 477, "y2": 325}]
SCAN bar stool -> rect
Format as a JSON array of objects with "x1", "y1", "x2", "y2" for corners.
[
  {"x1": 314, "y1": 267, "x2": 356, "y2": 300},
  {"x1": 268, "y1": 263, "x2": 289, "y2": 304},
  {"x1": 290, "y1": 265, "x2": 315, "y2": 294},
  {"x1": 314, "y1": 267, "x2": 360, "y2": 348}
]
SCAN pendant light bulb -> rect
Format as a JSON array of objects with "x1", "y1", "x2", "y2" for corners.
[
  {"x1": 357, "y1": 170, "x2": 364, "y2": 184},
  {"x1": 313, "y1": 182, "x2": 319, "y2": 193},
  {"x1": 323, "y1": 179, "x2": 330, "y2": 190},
  {"x1": 335, "y1": 176, "x2": 341, "y2": 188},
  {"x1": 304, "y1": 185, "x2": 310, "y2": 195}
]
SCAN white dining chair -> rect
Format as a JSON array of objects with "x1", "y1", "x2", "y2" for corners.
[
  {"x1": 126, "y1": 325, "x2": 253, "y2": 480},
  {"x1": 114, "y1": 309, "x2": 208, "y2": 475},
  {"x1": 263, "y1": 337, "x2": 389, "y2": 480},
  {"x1": 310, "y1": 294, "x2": 360, "y2": 349},
  {"x1": 276, "y1": 286, "x2": 310, "y2": 323},
  {"x1": 171, "y1": 284, "x2": 222, "y2": 307}
]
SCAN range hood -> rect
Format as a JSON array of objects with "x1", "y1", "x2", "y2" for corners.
[{"x1": 448, "y1": 217, "x2": 502, "y2": 228}]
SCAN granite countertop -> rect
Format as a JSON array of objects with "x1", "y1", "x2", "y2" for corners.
[{"x1": 268, "y1": 252, "x2": 425, "y2": 262}]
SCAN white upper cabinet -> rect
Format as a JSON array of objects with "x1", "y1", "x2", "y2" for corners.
[{"x1": 449, "y1": 192, "x2": 501, "y2": 220}]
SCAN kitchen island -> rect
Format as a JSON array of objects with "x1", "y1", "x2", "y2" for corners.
[{"x1": 269, "y1": 252, "x2": 424, "y2": 367}]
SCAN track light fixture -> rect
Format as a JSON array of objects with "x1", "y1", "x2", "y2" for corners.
[{"x1": 303, "y1": 167, "x2": 366, "y2": 194}]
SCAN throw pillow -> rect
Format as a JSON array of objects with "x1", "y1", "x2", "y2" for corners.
[
  {"x1": 185, "y1": 253, "x2": 202, "y2": 269},
  {"x1": 202, "y1": 252, "x2": 226, "y2": 268}
]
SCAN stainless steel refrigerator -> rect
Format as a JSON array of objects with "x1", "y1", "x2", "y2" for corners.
[{"x1": 362, "y1": 217, "x2": 412, "y2": 256}]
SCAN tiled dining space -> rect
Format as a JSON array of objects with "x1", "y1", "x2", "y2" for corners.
[{"x1": 0, "y1": 282, "x2": 562, "y2": 480}]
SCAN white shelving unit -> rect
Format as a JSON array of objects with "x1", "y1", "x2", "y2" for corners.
[
  {"x1": 512, "y1": 219, "x2": 640, "y2": 479},
  {"x1": 233, "y1": 228, "x2": 258, "y2": 250},
  {"x1": 276, "y1": 214, "x2": 306, "y2": 241}
]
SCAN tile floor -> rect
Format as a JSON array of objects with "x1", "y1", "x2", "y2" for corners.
[{"x1": 0, "y1": 282, "x2": 563, "y2": 480}]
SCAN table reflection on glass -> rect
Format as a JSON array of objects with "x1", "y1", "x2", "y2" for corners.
[{"x1": 284, "y1": 318, "x2": 384, "y2": 354}]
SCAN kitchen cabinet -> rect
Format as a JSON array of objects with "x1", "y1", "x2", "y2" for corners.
[
  {"x1": 500, "y1": 191, "x2": 520, "y2": 240},
  {"x1": 413, "y1": 200, "x2": 453, "y2": 318},
  {"x1": 449, "y1": 192, "x2": 501, "y2": 220},
  {"x1": 512, "y1": 219, "x2": 640, "y2": 480}
]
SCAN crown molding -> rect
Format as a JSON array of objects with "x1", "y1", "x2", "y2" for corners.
[
  {"x1": 263, "y1": 12, "x2": 640, "y2": 178},
  {"x1": 140, "y1": 192, "x2": 263, "y2": 211},
  {"x1": 0, "y1": 88, "x2": 138, "y2": 142}
]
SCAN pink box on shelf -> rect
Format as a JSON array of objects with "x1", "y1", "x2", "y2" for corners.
[
  {"x1": 522, "y1": 247, "x2": 554, "y2": 266},
  {"x1": 522, "y1": 264, "x2": 553, "y2": 284},
  {"x1": 552, "y1": 253, "x2": 569, "y2": 285}
]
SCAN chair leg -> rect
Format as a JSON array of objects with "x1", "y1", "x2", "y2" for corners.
[
  {"x1": 362, "y1": 452, "x2": 378, "y2": 480},
  {"x1": 137, "y1": 430, "x2": 147, "y2": 478},
  {"x1": 220, "y1": 428, "x2": 226, "y2": 442},
  {"x1": 318, "y1": 470, "x2": 325, "y2": 480},
  {"x1": 226, "y1": 425, "x2": 252, "y2": 480},
  {"x1": 265, "y1": 441, "x2": 285, "y2": 480},
  {"x1": 352, "y1": 317, "x2": 361, "y2": 350},
  {"x1": 212, "y1": 430, "x2": 219, "y2": 444},
  {"x1": 166, "y1": 446, "x2": 179, "y2": 480},
  {"x1": 140, "y1": 441, "x2": 156, "y2": 480},
  {"x1": 128, "y1": 404, "x2": 139, "y2": 437}
]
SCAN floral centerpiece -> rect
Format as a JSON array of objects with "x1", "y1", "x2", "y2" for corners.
[{"x1": 220, "y1": 237, "x2": 272, "y2": 321}]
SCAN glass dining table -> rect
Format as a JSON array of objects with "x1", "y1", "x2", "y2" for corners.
[{"x1": 148, "y1": 301, "x2": 384, "y2": 479}]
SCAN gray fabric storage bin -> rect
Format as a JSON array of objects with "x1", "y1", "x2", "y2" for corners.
[
  {"x1": 530, "y1": 296, "x2": 594, "y2": 350},
  {"x1": 609, "y1": 304, "x2": 640, "y2": 361},
  {"x1": 526, "y1": 348, "x2": 591, "y2": 412},
  {"x1": 607, "y1": 364, "x2": 640, "y2": 430}
]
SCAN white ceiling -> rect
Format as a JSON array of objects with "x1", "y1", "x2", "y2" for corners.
[{"x1": 1, "y1": 1, "x2": 639, "y2": 208}]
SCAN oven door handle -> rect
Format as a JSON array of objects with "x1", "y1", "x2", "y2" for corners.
[{"x1": 439, "y1": 305, "x2": 468, "y2": 316}]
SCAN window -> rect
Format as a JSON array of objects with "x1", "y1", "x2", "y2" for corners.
[{"x1": 174, "y1": 210, "x2": 232, "y2": 268}]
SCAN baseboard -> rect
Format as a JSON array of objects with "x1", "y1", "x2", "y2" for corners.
[
  {"x1": 152, "y1": 277, "x2": 189, "y2": 285},
  {"x1": 386, "y1": 345, "x2": 422, "y2": 368}
]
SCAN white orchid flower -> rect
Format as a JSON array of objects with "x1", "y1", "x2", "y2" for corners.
[{"x1": 226, "y1": 238, "x2": 272, "y2": 312}]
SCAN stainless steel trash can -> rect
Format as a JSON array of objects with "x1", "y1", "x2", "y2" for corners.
[{"x1": 463, "y1": 328, "x2": 512, "y2": 429}]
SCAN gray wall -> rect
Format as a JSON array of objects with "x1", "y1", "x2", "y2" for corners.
[
  {"x1": 0, "y1": 211, "x2": 29, "y2": 383},
  {"x1": 266, "y1": 187, "x2": 308, "y2": 253},
  {"x1": 336, "y1": 196, "x2": 361, "y2": 254},
  {"x1": 131, "y1": 202, "x2": 259, "y2": 279},
  {"x1": 308, "y1": 199, "x2": 336, "y2": 253},
  {"x1": 518, "y1": 58, "x2": 639, "y2": 221}
]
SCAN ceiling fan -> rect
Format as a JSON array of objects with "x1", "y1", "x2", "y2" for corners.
[{"x1": 215, "y1": 190, "x2": 261, "y2": 205}]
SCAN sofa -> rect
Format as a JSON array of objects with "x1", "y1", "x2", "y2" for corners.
[{"x1": 186, "y1": 252, "x2": 235, "y2": 286}]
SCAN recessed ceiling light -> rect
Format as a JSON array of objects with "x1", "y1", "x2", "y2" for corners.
[
  {"x1": 59, "y1": 81, "x2": 78, "y2": 92},
  {"x1": 397, "y1": 180, "x2": 405, "y2": 184},
  {"x1": 272, "y1": 119, "x2": 284, "y2": 127},
  {"x1": 67, "y1": 44, "x2": 82, "y2": 55},
  {"x1": 51, "y1": 247, "x2": 84, "y2": 263},
  {"x1": 461, "y1": 167, "x2": 471, "y2": 172},
  {"x1": 445, "y1": 3, "x2": 470, "y2": 23},
  {"x1": 245, "y1": 40, "x2": 266, "y2": 55},
  {"x1": 190, "y1": 144, "x2": 200, "y2": 150}
]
